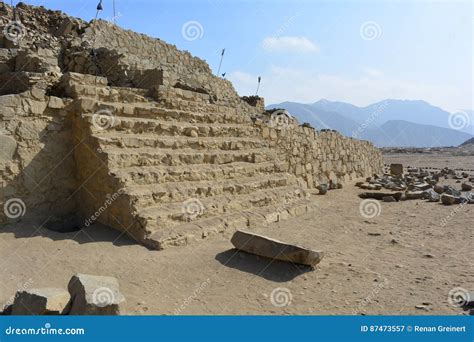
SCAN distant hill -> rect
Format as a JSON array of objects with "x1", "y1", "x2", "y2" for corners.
[
  {"x1": 369, "y1": 120, "x2": 473, "y2": 147},
  {"x1": 312, "y1": 99, "x2": 456, "y2": 128},
  {"x1": 460, "y1": 137, "x2": 474, "y2": 146},
  {"x1": 267, "y1": 100, "x2": 474, "y2": 148},
  {"x1": 266, "y1": 101, "x2": 362, "y2": 137}
]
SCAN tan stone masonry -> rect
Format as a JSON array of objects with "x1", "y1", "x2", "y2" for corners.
[{"x1": 0, "y1": 3, "x2": 382, "y2": 249}]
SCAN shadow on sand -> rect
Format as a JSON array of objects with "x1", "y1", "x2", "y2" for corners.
[
  {"x1": 215, "y1": 248, "x2": 314, "y2": 282},
  {"x1": 0, "y1": 221, "x2": 137, "y2": 248}
]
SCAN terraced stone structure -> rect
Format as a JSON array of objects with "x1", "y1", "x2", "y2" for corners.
[{"x1": 0, "y1": 4, "x2": 383, "y2": 249}]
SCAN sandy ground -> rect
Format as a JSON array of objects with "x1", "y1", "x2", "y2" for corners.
[{"x1": 0, "y1": 153, "x2": 472, "y2": 315}]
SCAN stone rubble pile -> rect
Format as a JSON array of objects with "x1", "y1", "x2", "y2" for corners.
[
  {"x1": 357, "y1": 164, "x2": 474, "y2": 205},
  {"x1": 0, "y1": 274, "x2": 125, "y2": 316}
]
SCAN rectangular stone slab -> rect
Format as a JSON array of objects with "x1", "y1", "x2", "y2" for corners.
[
  {"x1": 358, "y1": 192, "x2": 403, "y2": 201},
  {"x1": 230, "y1": 230, "x2": 323, "y2": 266}
]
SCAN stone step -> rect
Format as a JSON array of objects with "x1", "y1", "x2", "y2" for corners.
[
  {"x1": 70, "y1": 84, "x2": 150, "y2": 104},
  {"x1": 96, "y1": 133, "x2": 268, "y2": 151},
  {"x1": 84, "y1": 115, "x2": 259, "y2": 137},
  {"x1": 110, "y1": 161, "x2": 286, "y2": 186},
  {"x1": 141, "y1": 196, "x2": 314, "y2": 250},
  {"x1": 125, "y1": 173, "x2": 297, "y2": 207},
  {"x1": 81, "y1": 99, "x2": 251, "y2": 124},
  {"x1": 138, "y1": 184, "x2": 309, "y2": 231},
  {"x1": 102, "y1": 147, "x2": 276, "y2": 168}
]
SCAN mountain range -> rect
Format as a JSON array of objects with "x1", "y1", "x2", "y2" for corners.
[{"x1": 267, "y1": 99, "x2": 473, "y2": 148}]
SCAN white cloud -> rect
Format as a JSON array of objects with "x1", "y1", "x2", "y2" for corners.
[
  {"x1": 261, "y1": 36, "x2": 319, "y2": 53},
  {"x1": 228, "y1": 66, "x2": 468, "y2": 112},
  {"x1": 362, "y1": 67, "x2": 384, "y2": 78}
]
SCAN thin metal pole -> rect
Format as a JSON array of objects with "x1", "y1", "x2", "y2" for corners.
[
  {"x1": 255, "y1": 76, "x2": 261, "y2": 96},
  {"x1": 113, "y1": 0, "x2": 116, "y2": 25},
  {"x1": 217, "y1": 48, "x2": 225, "y2": 76}
]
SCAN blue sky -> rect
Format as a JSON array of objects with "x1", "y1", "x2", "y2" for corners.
[{"x1": 24, "y1": 0, "x2": 473, "y2": 112}]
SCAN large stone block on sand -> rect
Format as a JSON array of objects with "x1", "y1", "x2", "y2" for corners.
[
  {"x1": 390, "y1": 163, "x2": 403, "y2": 176},
  {"x1": 230, "y1": 230, "x2": 323, "y2": 267},
  {"x1": 12, "y1": 288, "x2": 70, "y2": 315},
  {"x1": 67, "y1": 274, "x2": 125, "y2": 315}
]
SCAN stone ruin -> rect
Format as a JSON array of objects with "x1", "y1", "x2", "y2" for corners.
[{"x1": 0, "y1": 3, "x2": 383, "y2": 250}]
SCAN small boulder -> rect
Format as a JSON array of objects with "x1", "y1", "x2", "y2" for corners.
[
  {"x1": 67, "y1": 274, "x2": 125, "y2": 315},
  {"x1": 0, "y1": 304, "x2": 13, "y2": 315},
  {"x1": 390, "y1": 163, "x2": 403, "y2": 176},
  {"x1": 184, "y1": 127, "x2": 199, "y2": 137},
  {"x1": 434, "y1": 185, "x2": 444, "y2": 194},
  {"x1": 441, "y1": 194, "x2": 456, "y2": 206},
  {"x1": 414, "y1": 183, "x2": 431, "y2": 191},
  {"x1": 317, "y1": 184, "x2": 328, "y2": 195},
  {"x1": 405, "y1": 191, "x2": 425, "y2": 200},
  {"x1": 443, "y1": 186, "x2": 461, "y2": 197},
  {"x1": 423, "y1": 189, "x2": 440, "y2": 202},
  {"x1": 382, "y1": 196, "x2": 396, "y2": 203},
  {"x1": 461, "y1": 183, "x2": 473, "y2": 191},
  {"x1": 12, "y1": 288, "x2": 70, "y2": 315}
]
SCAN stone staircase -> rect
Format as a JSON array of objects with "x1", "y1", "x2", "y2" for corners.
[{"x1": 64, "y1": 73, "x2": 314, "y2": 250}]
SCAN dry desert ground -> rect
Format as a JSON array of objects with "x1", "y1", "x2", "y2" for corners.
[{"x1": 0, "y1": 153, "x2": 472, "y2": 315}]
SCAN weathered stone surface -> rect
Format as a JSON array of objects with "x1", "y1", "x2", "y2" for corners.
[
  {"x1": 359, "y1": 192, "x2": 403, "y2": 201},
  {"x1": 461, "y1": 183, "x2": 473, "y2": 191},
  {"x1": 405, "y1": 191, "x2": 425, "y2": 200},
  {"x1": 11, "y1": 288, "x2": 70, "y2": 315},
  {"x1": 390, "y1": 163, "x2": 403, "y2": 176},
  {"x1": 0, "y1": 3, "x2": 384, "y2": 249},
  {"x1": 230, "y1": 230, "x2": 323, "y2": 267},
  {"x1": 67, "y1": 274, "x2": 125, "y2": 315},
  {"x1": 441, "y1": 194, "x2": 456, "y2": 206},
  {"x1": 0, "y1": 304, "x2": 13, "y2": 315},
  {"x1": 317, "y1": 184, "x2": 328, "y2": 195},
  {"x1": 414, "y1": 182, "x2": 431, "y2": 191},
  {"x1": 382, "y1": 196, "x2": 396, "y2": 202},
  {"x1": 443, "y1": 186, "x2": 461, "y2": 197},
  {"x1": 423, "y1": 189, "x2": 440, "y2": 202},
  {"x1": 0, "y1": 134, "x2": 17, "y2": 165}
]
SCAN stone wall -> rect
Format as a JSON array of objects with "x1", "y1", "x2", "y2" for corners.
[
  {"x1": 0, "y1": 89, "x2": 77, "y2": 225},
  {"x1": 66, "y1": 20, "x2": 242, "y2": 106},
  {"x1": 0, "y1": 3, "x2": 384, "y2": 245},
  {"x1": 259, "y1": 122, "x2": 383, "y2": 188}
]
